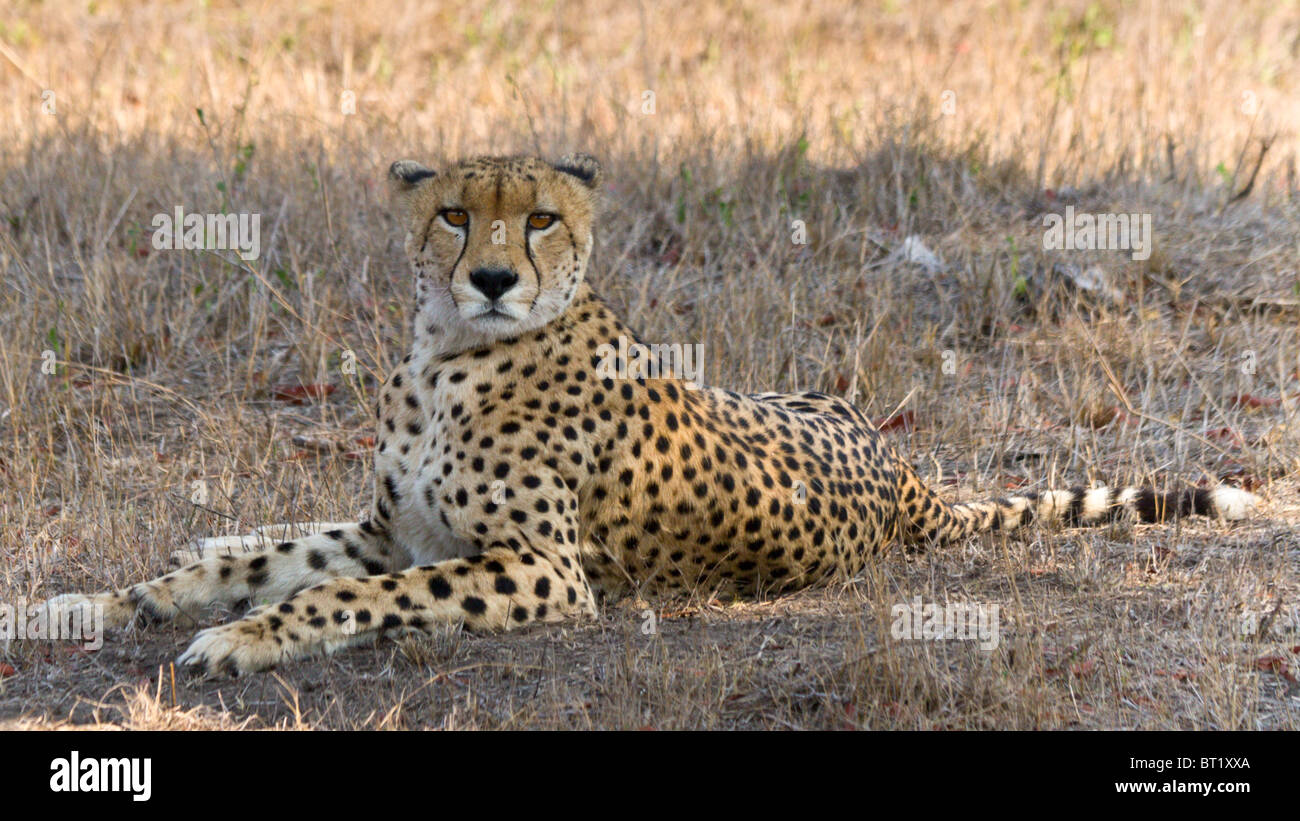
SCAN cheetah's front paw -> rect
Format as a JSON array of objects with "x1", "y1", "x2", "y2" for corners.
[{"x1": 178, "y1": 619, "x2": 288, "y2": 676}]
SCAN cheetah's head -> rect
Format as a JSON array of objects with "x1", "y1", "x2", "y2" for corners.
[{"x1": 388, "y1": 154, "x2": 601, "y2": 349}]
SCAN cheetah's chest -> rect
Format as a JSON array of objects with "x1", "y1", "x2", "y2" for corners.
[
  {"x1": 376, "y1": 431, "x2": 478, "y2": 566},
  {"x1": 373, "y1": 369, "x2": 483, "y2": 566}
]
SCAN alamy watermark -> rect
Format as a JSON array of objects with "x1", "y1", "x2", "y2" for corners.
[
  {"x1": 0, "y1": 598, "x2": 104, "y2": 651},
  {"x1": 890, "y1": 596, "x2": 1000, "y2": 651},
  {"x1": 1042, "y1": 205, "x2": 1152, "y2": 261},
  {"x1": 151, "y1": 207, "x2": 261, "y2": 260},
  {"x1": 595, "y1": 334, "x2": 704, "y2": 388},
  {"x1": 50, "y1": 751, "x2": 151, "y2": 801},
  {"x1": 1240, "y1": 604, "x2": 1300, "y2": 637}
]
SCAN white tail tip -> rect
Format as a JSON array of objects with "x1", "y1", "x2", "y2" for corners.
[{"x1": 1212, "y1": 486, "x2": 1259, "y2": 521}]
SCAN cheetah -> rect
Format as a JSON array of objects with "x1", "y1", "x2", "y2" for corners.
[{"x1": 40, "y1": 153, "x2": 1259, "y2": 675}]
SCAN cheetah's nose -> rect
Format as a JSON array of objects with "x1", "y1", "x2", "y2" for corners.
[{"x1": 469, "y1": 267, "x2": 519, "y2": 301}]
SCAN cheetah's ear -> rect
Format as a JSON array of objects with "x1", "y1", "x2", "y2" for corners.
[
  {"x1": 553, "y1": 153, "x2": 602, "y2": 190},
  {"x1": 387, "y1": 160, "x2": 436, "y2": 198}
]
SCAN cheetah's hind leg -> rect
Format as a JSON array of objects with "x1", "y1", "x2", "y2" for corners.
[
  {"x1": 38, "y1": 522, "x2": 397, "y2": 633},
  {"x1": 169, "y1": 521, "x2": 355, "y2": 566}
]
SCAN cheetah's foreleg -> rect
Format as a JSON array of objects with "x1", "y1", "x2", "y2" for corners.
[{"x1": 177, "y1": 546, "x2": 593, "y2": 675}]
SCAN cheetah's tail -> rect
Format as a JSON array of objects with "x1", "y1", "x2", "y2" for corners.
[{"x1": 900, "y1": 473, "x2": 1259, "y2": 548}]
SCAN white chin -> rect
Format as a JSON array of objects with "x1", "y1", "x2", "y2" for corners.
[{"x1": 461, "y1": 305, "x2": 526, "y2": 323}]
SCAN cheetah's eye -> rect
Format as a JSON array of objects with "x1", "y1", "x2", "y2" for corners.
[
  {"x1": 527, "y1": 213, "x2": 556, "y2": 230},
  {"x1": 441, "y1": 209, "x2": 468, "y2": 228}
]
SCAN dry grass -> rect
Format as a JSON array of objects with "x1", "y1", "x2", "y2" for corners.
[{"x1": 1, "y1": 0, "x2": 1298, "y2": 729}]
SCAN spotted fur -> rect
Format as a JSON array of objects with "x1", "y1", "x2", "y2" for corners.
[{"x1": 40, "y1": 155, "x2": 1259, "y2": 675}]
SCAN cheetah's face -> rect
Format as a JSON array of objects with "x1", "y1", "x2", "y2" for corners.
[{"x1": 388, "y1": 154, "x2": 601, "y2": 346}]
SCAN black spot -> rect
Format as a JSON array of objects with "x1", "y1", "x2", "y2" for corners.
[{"x1": 428, "y1": 575, "x2": 452, "y2": 599}]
